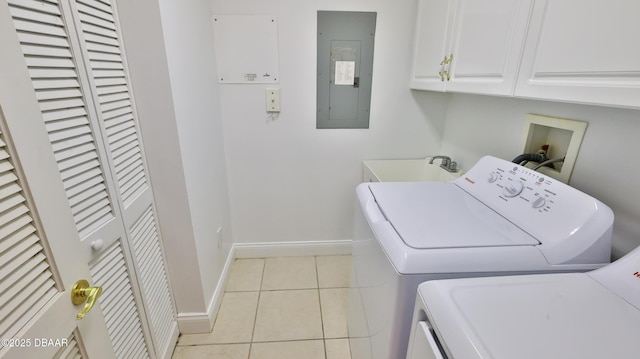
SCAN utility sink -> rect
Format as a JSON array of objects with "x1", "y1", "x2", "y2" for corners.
[{"x1": 362, "y1": 158, "x2": 464, "y2": 182}]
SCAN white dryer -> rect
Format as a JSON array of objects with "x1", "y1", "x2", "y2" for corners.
[
  {"x1": 348, "y1": 156, "x2": 614, "y2": 359},
  {"x1": 408, "y1": 245, "x2": 640, "y2": 359}
]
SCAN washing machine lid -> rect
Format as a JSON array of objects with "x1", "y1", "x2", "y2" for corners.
[
  {"x1": 420, "y1": 273, "x2": 640, "y2": 359},
  {"x1": 369, "y1": 182, "x2": 539, "y2": 249}
]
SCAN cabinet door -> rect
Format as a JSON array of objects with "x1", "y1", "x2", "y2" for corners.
[
  {"x1": 446, "y1": 0, "x2": 532, "y2": 95},
  {"x1": 410, "y1": 0, "x2": 455, "y2": 91},
  {"x1": 515, "y1": 0, "x2": 640, "y2": 109}
]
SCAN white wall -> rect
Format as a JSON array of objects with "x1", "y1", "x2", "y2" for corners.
[
  {"x1": 117, "y1": 0, "x2": 233, "y2": 332},
  {"x1": 440, "y1": 93, "x2": 640, "y2": 259},
  {"x1": 210, "y1": 0, "x2": 448, "y2": 245},
  {"x1": 156, "y1": 0, "x2": 232, "y2": 304}
]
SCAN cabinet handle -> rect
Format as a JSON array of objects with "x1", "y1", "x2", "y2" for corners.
[
  {"x1": 445, "y1": 54, "x2": 454, "y2": 64},
  {"x1": 444, "y1": 54, "x2": 453, "y2": 81},
  {"x1": 438, "y1": 54, "x2": 454, "y2": 82}
]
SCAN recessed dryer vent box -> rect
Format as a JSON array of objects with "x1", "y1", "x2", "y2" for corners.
[{"x1": 521, "y1": 114, "x2": 587, "y2": 183}]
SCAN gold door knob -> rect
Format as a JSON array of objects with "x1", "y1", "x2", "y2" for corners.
[{"x1": 71, "y1": 279, "x2": 103, "y2": 320}]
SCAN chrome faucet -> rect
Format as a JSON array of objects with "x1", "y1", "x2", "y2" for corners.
[{"x1": 429, "y1": 155, "x2": 458, "y2": 173}]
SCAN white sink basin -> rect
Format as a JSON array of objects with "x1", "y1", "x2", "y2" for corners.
[{"x1": 362, "y1": 159, "x2": 464, "y2": 182}]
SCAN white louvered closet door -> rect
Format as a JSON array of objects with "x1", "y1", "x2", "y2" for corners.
[
  {"x1": 1, "y1": 2, "x2": 113, "y2": 357},
  {"x1": 5, "y1": 0, "x2": 178, "y2": 358}
]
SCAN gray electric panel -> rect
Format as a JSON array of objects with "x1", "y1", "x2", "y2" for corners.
[{"x1": 317, "y1": 11, "x2": 377, "y2": 129}]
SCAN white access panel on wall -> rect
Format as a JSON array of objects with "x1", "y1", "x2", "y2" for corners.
[{"x1": 212, "y1": 15, "x2": 279, "y2": 83}]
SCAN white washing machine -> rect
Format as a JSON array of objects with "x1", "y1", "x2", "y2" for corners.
[
  {"x1": 408, "y1": 244, "x2": 640, "y2": 359},
  {"x1": 348, "y1": 156, "x2": 614, "y2": 359}
]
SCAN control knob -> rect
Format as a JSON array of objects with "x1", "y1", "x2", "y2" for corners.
[
  {"x1": 502, "y1": 181, "x2": 524, "y2": 197},
  {"x1": 532, "y1": 197, "x2": 546, "y2": 209},
  {"x1": 488, "y1": 172, "x2": 499, "y2": 183}
]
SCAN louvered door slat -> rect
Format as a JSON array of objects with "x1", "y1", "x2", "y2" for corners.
[
  {"x1": 0, "y1": 171, "x2": 14, "y2": 187},
  {"x1": 101, "y1": 106, "x2": 130, "y2": 122},
  {"x1": 11, "y1": 19, "x2": 66, "y2": 38},
  {"x1": 37, "y1": 88, "x2": 83, "y2": 102},
  {"x1": 54, "y1": 142, "x2": 95, "y2": 164},
  {"x1": 97, "y1": 84, "x2": 127, "y2": 96},
  {"x1": 45, "y1": 115, "x2": 91, "y2": 133},
  {"x1": 0, "y1": 214, "x2": 32, "y2": 240},
  {"x1": 110, "y1": 135, "x2": 137, "y2": 157},
  {"x1": 0, "y1": 259, "x2": 49, "y2": 305},
  {"x1": 38, "y1": 98, "x2": 86, "y2": 113},
  {"x1": 1, "y1": 10, "x2": 69, "y2": 341},
  {"x1": 75, "y1": 0, "x2": 149, "y2": 207},
  {"x1": 17, "y1": 30, "x2": 67, "y2": 46},
  {"x1": 93, "y1": 77, "x2": 126, "y2": 87},
  {"x1": 100, "y1": 99, "x2": 131, "y2": 113},
  {"x1": 0, "y1": 182, "x2": 22, "y2": 202},
  {"x1": 9, "y1": 7, "x2": 64, "y2": 26},
  {"x1": 77, "y1": 0, "x2": 112, "y2": 14},
  {"x1": 8, "y1": 0, "x2": 62, "y2": 15},
  {"x1": 85, "y1": 40, "x2": 120, "y2": 55},
  {"x1": 60, "y1": 158, "x2": 100, "y2": 181},
  {"x1": 91, "y1": 69, "x2": 126, "y2": 79},
  {"x1": 33, "y1": 78, "x2": 81, "y2": 91},
  {"x1": 0, "y1": 235, "x2": 40, "y2": 279},
  {"x1": 25, "y1": 56, "x2": 75, "y2": 68},
  {"x1": 67, "y1": 180, "x2": 105, "y2": 207},
  {"x1": 75, "y1": 1, "x2": 112, "y2": 22},
  {"x1": 114, "y1": 152, "x2": 140, "y2": 175},
  {"x1": 42, "y1": 107, "x2": 87, "y2": 123},
  {"x1": 103, "y1": 112, "x2": 133, "y2": 130},
  {"x1": 99, "y1": 91, "x2": 128, "y2": 105},
  {"x1": 53, "y1": 333, "x2": 82, "y2": 359},
  {"x1": 29, "y1": 68, "x2": 78, "y2": 79},
  {"x1": 0, "y1": 205, "x2": 31, "y2": 226},
  {"x1": 107, "y1": 125, "x2": 135, "y2": 144},
  {"x1": 83, "y1": 32, "x2": 118, "y2": 47},
  {"x1": 0, "y1": 192, "x2": 25, "y2": 214},
  {"x1": 80, "y1": 21, "x2": 116, "y2": 39},
  {"x1": 0, "y1": 129, "x2": 57, "y2": 336},
  {"x1": 0, "y1": 225, "x2": 36, "y2": 253},
  {"x1": 51, "y1": 134, "x2": 94, "y2": 154},
  {"x1": 20, "y1": 44, "x2": 72, "y2": 58},
  {"x1": 9, "y1": 0, "x2": 116, "y2": 242},
  {"x1": 0, "y1": 276, "x2": 57, "y2": 338},
  {"x1": 48, "y1": 125, "x2": 92, "y2": 144},
  {"x1": 90, "y1": 241, "x2": 149, "y2": 359},
  {"x1": 130, "y1": 207, "x2": 176, "y2": 355}
]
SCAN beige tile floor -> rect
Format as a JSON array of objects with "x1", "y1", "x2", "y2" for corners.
[{"x1": 172, "y1": 255, "x2": 353, "y2": 359}]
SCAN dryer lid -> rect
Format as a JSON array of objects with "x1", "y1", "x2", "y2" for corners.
[
  {"x1": 369, "y1": 182, "x2": 539, "y2": 249},
  {"x1": 420, "y1": 273, "x2": 640, "y2": 359}
]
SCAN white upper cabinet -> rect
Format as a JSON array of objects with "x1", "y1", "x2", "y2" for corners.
[
  {"x1": 410, "y1": 0, "x2": 533, "y2": 96},
  {"x1": 515, "y1": 0, "x2": 640, "y2": 109},
  {"x1": 410, "y1": 0, "x2": 454, "y2": 91}
]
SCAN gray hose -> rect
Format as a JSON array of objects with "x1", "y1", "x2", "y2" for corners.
[
  {"x1": 512, "y1": 153, "x2": 555, "y2": 169},
  {"x1": 533, "y1": 157, "x2": 565, "y2": 171}
]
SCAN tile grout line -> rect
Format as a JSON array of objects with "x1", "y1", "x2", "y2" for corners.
[
  {"x1": 248, "y1": 258, "x2": 266, "y2": 358},
  {"x1": 315, "y1": 256, "x2": 329, "y2": 359}
]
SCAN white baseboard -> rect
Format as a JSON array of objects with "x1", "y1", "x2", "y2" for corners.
[
  {"x1": 233, "y1": 239, "x2": 352, "y2": 258},
  {"x1": 176, "y1": 240, "x2": 352, "y2": 334},
  {"x1": 176, "y1": 245, "x2": 236, "y2": 334}
]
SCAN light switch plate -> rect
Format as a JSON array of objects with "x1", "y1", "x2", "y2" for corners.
[{"x1": 266, "y1": 88, "x2": 280, "y2": 112}]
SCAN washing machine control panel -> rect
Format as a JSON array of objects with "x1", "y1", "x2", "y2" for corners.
[
  {"x1": 486, "y1": 166, "x2": 556, "y2": 212},
  {"x1": 454, "y1": 156, "x2": 606, "y2": 244}
]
